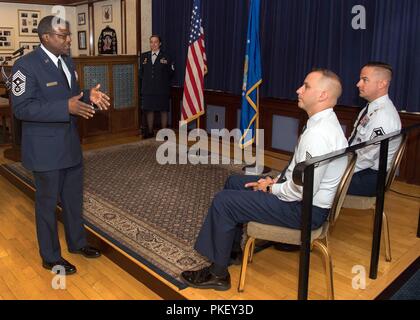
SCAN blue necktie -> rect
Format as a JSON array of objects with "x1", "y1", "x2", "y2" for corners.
[
  {"x1": 348, "y1": 104, "x2": 369, "y2": 145},
  {"x1": 57, "y1": 58, "x2": 69, "y2": 88}
]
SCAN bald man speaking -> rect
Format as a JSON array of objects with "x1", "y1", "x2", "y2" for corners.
[{"x1": 347, "y1": 62, "x2": 402, "y2": 196}]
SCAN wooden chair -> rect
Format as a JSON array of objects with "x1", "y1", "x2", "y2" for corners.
[
  {"x1": 238, "y1": 152, "x2": 358, "y2": 299},
  {"x1": 342, "y1": 135, "x2": 408, "y2": 262}
]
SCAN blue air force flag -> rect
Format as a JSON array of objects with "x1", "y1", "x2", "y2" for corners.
[{"x1": 239, "y1": 0, "x2": 262, "y2": 148}]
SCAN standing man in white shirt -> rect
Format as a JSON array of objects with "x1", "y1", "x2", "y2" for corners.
[
  {"x1": 347, "y1": 62, "x2": 402, "y2": 196},
  {"x1": 180, "y1": 69, "x2": 348, "y2": 291}
]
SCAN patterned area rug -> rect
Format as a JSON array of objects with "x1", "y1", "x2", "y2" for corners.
[{"x1": 5, "y1": 140, "x2": 270, "y2": 289}]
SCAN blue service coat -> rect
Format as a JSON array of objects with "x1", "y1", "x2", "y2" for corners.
[{"x1": 11, "y1": 47, "x2": 90, "y2": 172}]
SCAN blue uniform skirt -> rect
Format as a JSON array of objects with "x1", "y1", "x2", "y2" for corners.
[{"x1": 141, "y1": 94, "x2": 170, "y2": 112}]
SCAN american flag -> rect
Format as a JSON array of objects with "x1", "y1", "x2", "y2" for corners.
[{"x1": 181, "y1": 0, "x2": 207, "y2": 123}]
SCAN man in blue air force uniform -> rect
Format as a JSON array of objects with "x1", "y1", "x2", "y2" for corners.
[{"x1": 11, "y1": 16, "x2": 110, "y2": 275}]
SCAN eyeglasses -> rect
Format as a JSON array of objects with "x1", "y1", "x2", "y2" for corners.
[{"x1": 50, "y1": 32, "x2": 72, "y2": 40}]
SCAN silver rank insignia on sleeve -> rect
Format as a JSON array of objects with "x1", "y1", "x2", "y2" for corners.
[
  {"x1": 370, "y1": 127, "x2": 385, "y2": 139},
  {"x1": 12, "y1": 70, "x2": 26, "y2": 96}
]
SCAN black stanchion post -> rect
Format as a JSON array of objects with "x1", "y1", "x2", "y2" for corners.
[
  {"x1": 417, "y1": 208, "x2": 420, "y2": 238},
  {"x1": 297, "y1": 164, "x2": 314, "y2": 300},
  {"x1": 370, "y1": 139, "x2": 389, "y2": 279}
]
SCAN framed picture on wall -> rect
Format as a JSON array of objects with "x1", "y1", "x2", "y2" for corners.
[
  {"x1": 0, "y1": 54, "x2": 13, "y2": 65},
  {"x1": 0, "y1": 27, "x2": 14, "y2": 51},
  {"x1": 102, "y1": 5, "x2": 112, "y2": 23},
  {"x1": 18, "y1": 9, "x2": 41, "y2": 36},
  {"x1": 78, "y1": 13, "x2": 86, "y2": 26},
  {"x1": 78, "y1": 31, "x2": 87, "y2": 50},
  {"x1": 19, "y1": 41, "x2": 40, "y2": 54}
]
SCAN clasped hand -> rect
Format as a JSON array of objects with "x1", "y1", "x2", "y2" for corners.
[
  {"x1": 68, "y1": 84, "x2": 110, "y2": 119},
  {"x1": 244, "y1": 176, "x2": 276, "y2": 192}
]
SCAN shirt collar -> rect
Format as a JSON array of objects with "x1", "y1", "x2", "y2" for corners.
[
  {"x1": 152, "y1": 50, "x2": 160, "y2": 56},
  {"x1": 368, "y1": 94, "x2": 390, "y2": 111},
  {"x1": 307, "y1": 108, "x2": 334, "y2": 128},
  {"x1": 40, "y1": 44, "x2": 63, "y2": 67}
]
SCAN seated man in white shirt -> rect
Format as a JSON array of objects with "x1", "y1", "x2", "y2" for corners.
[
  {"x1": 347, "y1": 62, "x2": 402, "y2": 196},
  {"x1": 180, "y1": 69, "x2": 348, "y2": 291}
]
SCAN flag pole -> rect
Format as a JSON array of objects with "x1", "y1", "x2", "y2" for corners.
[
  {"x1": 242, "y1": 86, "x2": 270, "y2": 174},
  {"x1": 256, "y1": 87, "x2": 259, "y2": 144}
]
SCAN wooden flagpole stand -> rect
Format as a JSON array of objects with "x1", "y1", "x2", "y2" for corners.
[{"x1": 242, "y1": 87, "x2": 271, "y2": 174}]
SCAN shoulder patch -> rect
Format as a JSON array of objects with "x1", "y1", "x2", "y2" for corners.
[
  {"x1": 12, "y1": 70, "x2": 26, "y2": 96},
  {"x1": 370, "y1": 127, "x2": 385, "y2": 139}
]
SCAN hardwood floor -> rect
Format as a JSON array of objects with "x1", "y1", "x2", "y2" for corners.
[{"x1": 0, "y1": 139, "x2": 419, "y2": 300}]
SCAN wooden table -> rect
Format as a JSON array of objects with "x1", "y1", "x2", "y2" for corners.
[{"x1": 0, "y1": 97, "x2": 11, "y2": 143}]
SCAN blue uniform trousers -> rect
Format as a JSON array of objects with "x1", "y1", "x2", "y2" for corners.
[
  {"x1": 347, "y1": 168, "x2": 378, "y2": 196},
  {"x1": 33, "y1": 162, "x2": 87, "y2": 262},
  {"x1": 194, "y1": 175, "x2": 329, "y2": 269}
]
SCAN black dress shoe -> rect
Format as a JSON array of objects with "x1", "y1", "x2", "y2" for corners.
[
  {"x1": 69, "y1": 245, "x2": 101, "y2": 258},
  {"x1": 42, "y1": 257, "x2": 77, "y2": 275},
  {"x1": 273, "y1": 242, "x2": 301, "y2": 252},
  {"x1": 180, "y1": 266, "x2": 231, "y2": 291}
]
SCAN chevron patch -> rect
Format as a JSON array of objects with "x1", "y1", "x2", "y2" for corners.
[{"x1": 12, "y1": 70, "x2": 26, "y2": 96}]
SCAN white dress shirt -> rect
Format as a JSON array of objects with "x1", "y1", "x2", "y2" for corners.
[
  {"x1": 40, "y1": 44, "x2": 71, "y2": 88},
  {"x1": 151, "y1": 50, "x2": 160, "y2": 64},
  {"x1": 349, "y1": 94, "x2": 402, "y2": 172},
  {"x1": 272, "y1": 108, "x2": 349, "y2": 209}
]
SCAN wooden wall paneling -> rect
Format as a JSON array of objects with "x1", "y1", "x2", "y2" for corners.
[
  {"x1": 75, "y1": 60, "x2": 112, "y2": 139},
  {"x1": 170, "y1": 87, "x2": 181, "y2": 129},
  {"x1": 261, "y1": 98, "x2": 306, "y2": 154},
  {"x1": 169, "y1": 88, "x2": 420, "y2": 185},
  {"x1": 400, "y1": 113, "x2": 420, "y2": 185},
  {"x1": 110, "y1": 62, "x2": 139, "y2": 134},
  {"x1": 74, "y1": 55, "x2": 139, "y2": 143},
  {"x1": 334, "y1": 105, "x2": 360, "y2": 137}
]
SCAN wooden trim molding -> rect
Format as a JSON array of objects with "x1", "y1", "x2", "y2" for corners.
[
  {"x1": 88, "y1": 2, "x2": 94, "y2": 56},
  {"x1": 136, "y1": 0, "x2": 141, "y2": 56},
  {"x1": 121, "y1": 0, "x2": 127, "y2": 54},
  {"x1": 0, "y1": 0, "x2": 104, "y2": 5}
]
